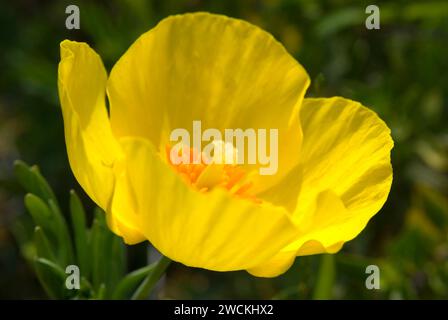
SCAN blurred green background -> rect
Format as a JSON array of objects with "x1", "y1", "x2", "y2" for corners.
[{"x1": 1, "y1": 0, "x2": 447, "y2": 299}]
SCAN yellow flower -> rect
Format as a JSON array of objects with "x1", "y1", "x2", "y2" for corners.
[{"x1": 58, "y1": 12, "x2": 393, "y2": 277}]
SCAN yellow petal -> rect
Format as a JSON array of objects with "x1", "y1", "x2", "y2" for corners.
[
  {"x1": 247, "y1": 235, "x2": 343, "y2": 278},
  {"x1": 249, "y1": 97, "x2": 393, "y2": 277},
  {"x1": 247, "y1": 250, "x2": 296, "y2": 277},
  {"x1": 58, "y1": 40, "x2": 121, "y2": 209},
  {"x1": 107, "y1": 12, "x2": 310, "y2": 196},
  {"x1": 295, "y1": 97, "x2": 393, "y2": 228},
  {"x1": 255, "y1": 164, "x2": 302, "y2": 212},
  {"x1": 111, "y1": 137, "x2": 299, "y2": 271},
  {"x1": 58, "y1": 40, "x2": 144, "y2": 243},
  {"x1": 292, "y1": 190, "x2": 359, "y2": 252}
]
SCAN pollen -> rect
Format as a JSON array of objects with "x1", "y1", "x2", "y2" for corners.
[{"x1": 165, "y1": 144, "x2": 260, "y2": 203}]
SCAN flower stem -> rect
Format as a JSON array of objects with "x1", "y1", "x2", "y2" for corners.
[{"x1": 131, "y1": 256, "x2": 171, "y2": 300}]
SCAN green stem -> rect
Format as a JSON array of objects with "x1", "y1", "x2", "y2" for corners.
[
  {"x1": 312, "y1": 254, "x2": 336, "y2": 300},
  {"x1": 131, "y1": 256, "x2": 171, "y2": 300}
]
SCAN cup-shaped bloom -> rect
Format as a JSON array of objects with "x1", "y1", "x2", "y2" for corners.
[{"x1": 58, "y1": 12, "x2": 393, "y2": 277}]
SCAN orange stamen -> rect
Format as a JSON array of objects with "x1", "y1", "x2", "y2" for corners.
[{"x1": 165, "y1": 144, "x2": 260, "y2": 203}]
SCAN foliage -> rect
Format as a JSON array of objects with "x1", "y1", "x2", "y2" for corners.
[{"x1": 12, "y1": 160, "x2": 164, "y2": 299}]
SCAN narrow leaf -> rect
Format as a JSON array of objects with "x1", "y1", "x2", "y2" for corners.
[
  {"x1": 48, "y1": 199, "x2": 74, "y2": 266},
  {"x1": 91, "y1": 210, "x2": 109, "y2": 292},
  {"x1": 34, "y1": 226, "x2": 57, "y2": 262},
  {"x1": 112, "y1": 264, "x2": 156, "y2": 300},
  {"x1": 33, "y1": 258, "x2": 67, "y2": 299},
  {"x1": 132, "y1": 256, "x2": 171, "y2": 300},
  {"x1": 14, "y1": 160, "x2": 58, "y2": 207},
  {"x1": 10, "y1": 216, "x2": 36, "y2": 262},
  {"x1": 69, "y1": 190, "x2": 90, "y2": 278},
  {"x1": 108, "y1": 234, "x2": 126, "y2": 293},
  {"x1": 24, "y1": 193, "x2": 55, "y2": 235}
]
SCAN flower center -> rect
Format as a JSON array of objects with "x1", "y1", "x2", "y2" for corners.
[{"x1": 165, "y1": 141, "x2": 260, "y2": 203}]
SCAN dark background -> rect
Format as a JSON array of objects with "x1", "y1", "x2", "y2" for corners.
[{"x1": 0, "y1": 0, "x2": 447, "y2": 299}]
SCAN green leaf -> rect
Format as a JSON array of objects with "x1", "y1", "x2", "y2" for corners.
[
  {"x1": 109, "y1": 234, "x2": 126, "y2": 292},
  {"x1": 10, "y1": 216, "x2": 36, "y2": 262},
  {"x1": 90, "y1": 208, "x2": 126, "y2": 298},
  {"x1": 14, "y1": 160, "x2": 58, "y2": 207},
  {"x1": 313, "y1": 254, "x2": 336, "y2": 300},
  {"x1": 69, "y1": 190, "x2": 90, "y2": 278},
  {"x1": 24, "y1": 194, "x2": 55, "y2": 235},
  {"x1": 91, "y1": 209, "x2": 115, "y2": 296},
  {"x1": 48, "y1": 199, "x2": 74, "y2": 266},
  {"x1": 33, "y1": 257, "x2": 67, "y2": 299},
  {"x1": 131, "y1": 256, "x2": 171, "y2": 300},
  {"x1": 34, "y1": 226, "x2": 57, "y2": 262},
  {"x1": 25, "y1": 194, "x2": 73, "y2": 266},
  {"x1": 25, "y1": 194, "x2": 67, "y2": 264},
  {"x1": 112, "y1": 264, "x2": 156, "y2": 299},
  {"x1": 91, "y1": 213, "x2": 105, "y2": 291},
  {"x1": 20, "y1": 170, "x2": 74, "y2": 266}
]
